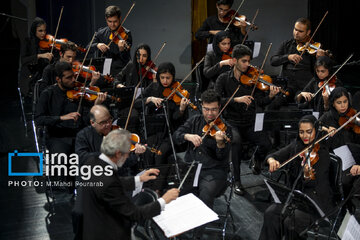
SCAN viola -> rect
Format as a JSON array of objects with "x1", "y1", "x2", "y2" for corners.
[
  {"x1": 202, "y1": 117, "x2": 231, "y2": 143},
  {"x1": 223, "y1": 10, "x2": 258, "y2": 30},
  {"x1": 72, "y1": 61, "x2": 115, "y2": 83},
  {"x1": 39, "y1": 34, "x2": 86, "y2": 52},
  {"x1": 162, "y1": 81, "x2": 198, "y2": 110},
  {"x1": 66, "y1": 82, "x2": 121, "y2": 102},
  {"x1": 338, "y1": 108, "x2": 360, "y2": 134},
  {"x1": 111, "y1": 126, "x2": 162, "y2": 155},
  {"x1": 299, "y1": 143, "x2": 320, "y2": 180},
  {"x1": 139, "y1": 61, "x2": 157, "y2": 80},
  {"x1": 109, "y1": 26, "x2": 130, "y2": 49},
  {"x1": 318, "y1": 76, "x2": 337, "y2": 95},
  {"x1": 241, "y1": 66, "x2": 290, "y2": 96}
]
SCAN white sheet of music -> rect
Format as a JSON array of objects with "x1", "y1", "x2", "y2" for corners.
[
  {"x1": 333, "y1": 145, "x2": 356, "y2": 170},
  {"x1": 253, "y1": 42, "x2": 261, "y2": 58},
  {"x1": 264, "y1": 179, "x2": 281, "y2": 204},
  {"x1": 338, "y1": 211, "x2": 360, "y2": 240},
  {"x1": 103, "y1": 58, "x2": 112, "y2": 75},
  {"x1": 152, "y1": 193, "x2": 219, "y2": 238},
  {"x1": 134, "y1": 88, "x2": 144, "y2": 99},
  {"x1": 254, "y1": 113, "x2": 264, "y2": 132},
  {"x1": 193, "y1": 163, "x2": 202, "y2": 187}
]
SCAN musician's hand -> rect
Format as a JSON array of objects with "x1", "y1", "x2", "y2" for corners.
[
  {"x1": 234, "y1": 95, "x2": 254, "y2": 106},
  {"x1": 161, "y1": 188, "x2": 180, "y2": 204},
  {"x1": 209, "y1": 30, "x2": 221, "y2": 35},
  {"x1": 60, "y1": 112, "x2": 81, "y2": 121},
  {"x1": 316, "y1": 48, "x2": 326, "y2": 58},
  {"x1": 219, "y1": 58, "x2": 236, "y2": 68},
  {"x1": 267, "y1": 158, "x2": 280, "y2": 172},
  {"x1": 350, "y1": 165, "x2": 360, "y2": 176},
  {"x1": 140, "y1": 168, "x2": 160, "y2": 182},
  {"x1": 38, "y1": 52, "x2": 53, "y2": 61},
  {"x1": 94, "y1": 92, "x2": 107, "y2": 105},
  {"x1": 117, "y1": 40, "x2": 126, "y2": 51},
  {"x1": 288, "y1": 54, "x2": 302, "y2": 64},
  {"x1": 214, "y1": 131, "x2": 226, "y2": 148},
  {"x1": 269, "y1": 86, "x2": 281, "y2": 98},
  {"x1": 134, "y1": 143, "x2": 146, "y2": 154},
  {"x1": 91, "y1": 71, "x2": 101, "y2": 81},
  {"x1": 184, "y1": 134, "x2": 202, "y2": 147},
  {"x1": 116, "y1": 83, "x2": 125, "y2": 88},
  {"x1": 300, "y1": 92, "x2": 314, "y2": 102},
  {"x1": 97, "y1": 43, "x2": 109, "y2": 53},
  {"x1": 149, "y1": 97, "x2": 163, "y2": 108},
  {"x1": 179, "y1": 98, "x2": 190, "y2": 112},
  {"x1": 322, "y1": 90, "x2": 329, "y2": 101},
  {"x1": 327, "y1": 126, "x2": 337, "y2": 137}
]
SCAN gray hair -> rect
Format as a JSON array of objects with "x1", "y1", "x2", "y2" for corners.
[{"x1": 100, "y1": 129, "x2": 131, "y2": 157}]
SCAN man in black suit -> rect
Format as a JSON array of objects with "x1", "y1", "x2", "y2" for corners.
[{"x1": 81, "y1": 128, "x2": 179, "y2": 240}]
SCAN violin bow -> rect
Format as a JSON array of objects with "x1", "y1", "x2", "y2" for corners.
[
  {"x1": 51, "y1": 6, "x2": 64, "y2": 55},
  {"x1": 75, "y1": 32, "x2": 97, "y2": 114},
  {"x1": 106, "y1": 2, "x2": 136, "y2": 48},
  {"x1": 312, "y1": 53, "x2": 353, "y2": 98},
  {"x1": 124, "y1": 42, "x2": 167, "y2": 130},
  {"x1": 295, "y1": 11, "x2": 328, "y2": 66},
  {"x1": 241, "y1": 8, "x2": 259, "y2": 45},
  {"x1": 279, "y1": 110, "x2": 360, "y2": 169},
  {"x1": 224, "y1": 0, "x2": 245, "y2": 32},
  {"x1": 246, "y1": 43, "x2": 272, "y2": 110}
]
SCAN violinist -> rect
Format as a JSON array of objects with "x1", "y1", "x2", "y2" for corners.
[
  {"x1": 35, "y1": 62, "x2": 106, "y2": 192},
  {"x1": 203, "y1": 31, "x2": 235, "y2": 90},
  {"x1": 19, "y1": 17, "x2": 53, "y2": 97},
  {"x1": 268, "y1": 18, "x2": 326, "y2": 110},
  {"x1": 296, "y1": 56, "x2": 342, "y2": 115},
  {"x1": 259, "y1": 115, "x2": 334, "y2": 240},
  {"x1": 90, "y1": 5, "x2": 132, "y2": 75},
  {"x1": 173, "y1": 89, "x2": 231, "y2": 238},
  {"x1": 195, "y1": 0, "x2": 246, "y2": 51},
  {"x1": 215, "y1": 44, "x2": 280, "y2": 195},
  {"x1": 318, "y1": 87, "x2": 360, "y2": 200},
  {"x1": 134, "y1": 62, "x2": 189, "y2": 190},
  {"x1": 114, "y1": 43, "x2": 156, "y2": 88}
]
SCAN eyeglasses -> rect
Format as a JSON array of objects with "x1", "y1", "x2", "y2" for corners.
[
  {"x1": 95, "y1": 117, "x2": 113, "y2": 126},
  {"x1": 202, "y1": 107, "x2": 219, "y2": 112},
  {"x1": 217, "y1": 6, "x2": 230, "y2": 13}
]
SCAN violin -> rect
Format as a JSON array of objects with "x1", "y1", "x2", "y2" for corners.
[
  {"x1": 72, "y1": 61, "x2": 115, "y2": 83},
  {"x1": 318, "y1": 76, "x2": 337, "y2": 96},
  {"x1": 300, "y1": 143, "x2": 320, "y2": 180},
  {"x1": 296, "y1": 36, "x2": 332, "y2": 57},
  {"x1": 241, "y1": 66, "x2": 290, "y2": 96},
  {"x1": 202, "y1": 118, "x2": 231, "y2": 143},
  {"x1": 109, "y1": 26, "x2": 130, "y2": 49},
  {"x1": 111, "y1": 126, "x2": 162, "y2": 155},
  {"x1": 140, "y1": 61, "x2": 157, "y2": 80},
  {"x1": 338, "y1": 108, "x2": 360, "y2": 134},
  {"x1": 39, "y1": 34, "x2": 86, "y2": 52},
  {"x1": 162, "y1": 81, "x2": 198, "y2": 110},
  {"x1": 222, "y1": 49, "x2": 233, "y2": 61},
  {"x1": 66, "y1": 82, "x2": 121, "y2": 102},
  {"x1": 223, "y1": 10, "x2": 258, "y2": 30}
]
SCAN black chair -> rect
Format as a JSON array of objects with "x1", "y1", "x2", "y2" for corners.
[{"x1": 194, "y1": 60, "x2": 207, "y2": 103}]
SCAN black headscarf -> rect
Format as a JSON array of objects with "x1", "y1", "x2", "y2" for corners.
[{"x1": 212, "y1": 31, "x2": 231, "y2": 56}]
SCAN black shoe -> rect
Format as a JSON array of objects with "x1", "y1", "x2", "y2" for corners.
[{"x1": 234, "y1": 182, "x2": 244, "y2": 196}]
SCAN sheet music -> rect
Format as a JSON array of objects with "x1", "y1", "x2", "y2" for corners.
[
  {"x1": 193, "y1": 163, "x2": 202, "y2": 187},
  {"x1": 103, "y1": 58, "x2": 112, "y2": 75},
  {"x1": 333, "y1": 145, "x2": 356, "y2": 171},
  {"x1": 264, "y1": 179, "x2": 281, "y2": 204},
  {"x1": 253, "y1": 42, "x2": 261, "y2": 58},
  {"x1": 338, "y1": 211, "x2": 360, "y2": 240},
  {"x1": 152, "y1": 193, "x2": 219, "y2": 238},
  {"x1": 134, "y1": 88, "x2": 144, "y2": 99},
  {"x1": 254, "y1": 113, "x2": 264, "y2": 132},
  {"x1": 312, "y1": 111, "x2": 319, "y2": 119}
]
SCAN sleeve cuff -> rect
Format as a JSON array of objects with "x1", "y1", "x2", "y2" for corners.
[
  {"x1": 134, "y1": 176, "x2": 143, "y2": 189},
  {"x1": 157, "y1": 198, "x2": 166, "y2": 211}
]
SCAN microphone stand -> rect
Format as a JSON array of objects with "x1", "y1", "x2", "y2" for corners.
[{"x1": 161, "y1": 99, "x2": 181, "y2": 183}]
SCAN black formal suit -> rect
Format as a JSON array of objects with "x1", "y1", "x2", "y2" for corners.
[{"x1": 82, "y1": 156, "x2": 161, "y2": 240}]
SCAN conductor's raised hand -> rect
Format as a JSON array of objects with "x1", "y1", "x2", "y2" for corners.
[
  {"x1": 161, "y1": 188, "x2": 180, "y2": 204},
  {"x1": 140, "y1": 168, "x2": 160, "y2": 182}
]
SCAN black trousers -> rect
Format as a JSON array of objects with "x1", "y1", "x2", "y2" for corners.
[
  {"x1": 229, "y1": 123, "x2": 272, "y2": 182},
  {"x1": 259, "y1": 203, "x2": 314, "y2": 240}
]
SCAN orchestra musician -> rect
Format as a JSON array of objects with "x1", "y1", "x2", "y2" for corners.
[
  {"x1": 215, "y1": 44, "x2": 280, "y2": 195},
  {"x1": 259, "y1": 115, "x2": 334, "y2": 240},
  {"x1": 203, "y1": 31, "x2": 235, "y2": 90},
  {"x1": 114, "y1": 43, "x2": 156, "y2": 88},
  {"x1": 89, "y1": 5, "x2": 132, "y2": 75},
  {"x1": 19, "y1": 17, "x2": 53, "y2": 97},
  {"x1": 319, "y1": 87, "x2": 360, "y2": 201},
  {"x1": 195, "y1": 0, "x2": 247, "y2": 52},
  {"x1": 80, "y1": 129, "x2": 179, "y2": 240},
  {"x1": 296, "y1": 55, "x2": 342, "y2": 116},
  {"x1": 268, "y1": 18, "x2": 326, "y2": 110},
  {"x1": 173, "y1": 89, "x2": 231, "y2": 239}
]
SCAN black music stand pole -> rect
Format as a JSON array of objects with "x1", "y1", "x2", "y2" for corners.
[{"x1": 137, "y1": 53, "x2": 148, "y2": 141}]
